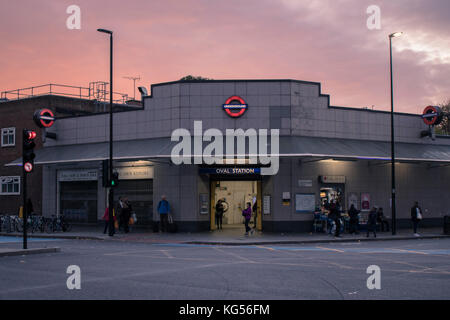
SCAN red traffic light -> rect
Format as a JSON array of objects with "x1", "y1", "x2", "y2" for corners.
[{"x1": 25, "y1": 130, "x2": 37, "y2": 140}]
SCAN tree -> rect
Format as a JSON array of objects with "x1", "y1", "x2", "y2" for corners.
[
  {"x1": 435, "y1": 100, "x2": 450, "y2": 135},
  {"x1": 179, "y1": 75, "x2": 212, "y2": 81}
]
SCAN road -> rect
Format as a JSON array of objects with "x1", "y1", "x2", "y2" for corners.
[{"x1": 0, "y1": 237, "x2": 449, "y2": 299}]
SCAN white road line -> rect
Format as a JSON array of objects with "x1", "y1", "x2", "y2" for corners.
[
  {"x1": 159, "y1": 250, "x2": 174, "y2": 259},
  {"x1": 213, "y1": 247, "x2": 256, "y2": 263}
]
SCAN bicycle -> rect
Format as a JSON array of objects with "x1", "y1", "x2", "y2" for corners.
[
  {"x1": 10, "y1": 215, "x2": 23, "y2": 233},
  {"x1": 45, "y1": 215, "x2": 72, "y2": 233},
  {"x1": 29, "y1": 214, "x2": 45, "y2": 233}
]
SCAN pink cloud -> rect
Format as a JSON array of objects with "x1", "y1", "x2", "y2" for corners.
[{"x1": 0, "y1": 0, "x2": 448, "y2": 113}]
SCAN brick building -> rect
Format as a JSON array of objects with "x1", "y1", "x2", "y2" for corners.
[{"x1": 0, "y1": 84, "x2": 141, "y2": 216}]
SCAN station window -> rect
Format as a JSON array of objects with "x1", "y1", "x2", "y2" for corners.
[
  {"x1": 1, "y1": 127, "x2": 16, "y2": 147},
  {"x1": 0, "y1": 176, "x2": 20, "y2": 195}
]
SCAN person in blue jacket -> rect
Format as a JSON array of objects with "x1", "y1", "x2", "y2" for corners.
[{"x1": 157, "y1": 195, "x2": 170, "y2": 232}]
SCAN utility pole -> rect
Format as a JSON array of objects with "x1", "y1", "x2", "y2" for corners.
[{"x1": 123, "y1": 76, "x2": 141, "y2": 100}]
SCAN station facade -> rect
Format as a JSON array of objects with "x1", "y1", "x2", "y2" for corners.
[{"x1": 12, "y1": 79, "x2": 450, "y2": 232}]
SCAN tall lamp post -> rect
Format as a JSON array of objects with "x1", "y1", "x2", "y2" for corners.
[
  {"x1": 97, "y1": 28, "x2": 114, "y2": 237},
  {"x1": 389, "y1": 31, "x2": 402, "y2": 235}
]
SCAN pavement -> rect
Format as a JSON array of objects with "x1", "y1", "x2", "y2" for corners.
[
  {"x1": 0, "y1": 225, "x2": 448, "y2": 248},
  {"x1": 0, "y1": 236, "x2": 61, "y2": 257}
]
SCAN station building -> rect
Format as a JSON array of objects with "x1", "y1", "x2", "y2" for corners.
[{"x1": 8, "y1": 79, "x2": 450, "y2": 232}]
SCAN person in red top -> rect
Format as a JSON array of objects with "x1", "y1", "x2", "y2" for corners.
[
  {"x1": 102, "y1": 207, "x2": 116, "y2": 234},
  {"x1": 242, "y1": 202, "x2": 253, "y2": 236}
]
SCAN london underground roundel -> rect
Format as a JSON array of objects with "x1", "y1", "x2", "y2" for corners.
[
  {"x1": 33, "y1": 108, "x2": 55, "y2": 128},
  {"x1": 422, "y1": 105, "x2": 443, "y2": 126},
  {"x1": 222, "y1": 96, "x2": 248, "y2": 118}
]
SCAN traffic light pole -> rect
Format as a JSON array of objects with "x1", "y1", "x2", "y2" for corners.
[{"x1": 22, "y1": 166, "x2": 27, "y2": 249}]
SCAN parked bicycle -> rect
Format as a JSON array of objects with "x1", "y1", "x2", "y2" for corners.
[
  {"x1": 45, "y1": 214, "x2": 72, "y2": 233},
  {"x1": 2, "y1": 215, "x2": 23, "y2": 233},
  {"x1": 29, "y1": 214, "x2": 46, "y2": 233}
]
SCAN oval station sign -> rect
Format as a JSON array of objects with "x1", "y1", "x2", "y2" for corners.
[{"x1": 33, "y1": 108, "x2": 55, "y2": 128}]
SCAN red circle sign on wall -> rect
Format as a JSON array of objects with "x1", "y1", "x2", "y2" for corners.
[
  {"x1": 222, "y1": 96, "x2": 248, "y2": 118},
  {"x1": 422, "y1": 105, "x2": 442, "y2": 126},
  {"x1": 33, "y1": 108, "x2": 55, "y2": 128}
]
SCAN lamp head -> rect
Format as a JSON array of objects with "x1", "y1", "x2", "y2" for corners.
[
  {"x1": 97, "y1": 28, "x2": 113, "y2": 35},
  {"x1": 389, "y1": 32, "x2": 403, "y2": 38}
]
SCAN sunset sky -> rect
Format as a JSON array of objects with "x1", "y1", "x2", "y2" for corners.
[{"x1": 0, "y1": 0, "x2": 449, "y2": 114}]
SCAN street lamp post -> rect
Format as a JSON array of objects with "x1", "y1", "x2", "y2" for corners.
[
  {"x1": 389, "y1": 31, "x2": 402, "y2": 235},
  {"x1": 97, "y1": 28, "x2": 114, "y2": 237}
]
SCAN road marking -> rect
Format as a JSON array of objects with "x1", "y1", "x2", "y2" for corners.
[
  {"x1": 255, "y1": 245, "x2": 275, "y2": 251},
  {"x1": 392, "y1": 248, "x2": 428, "y2": 255},
  {"x1": 316, "y1": 246, "x2": 345, "y2": 253},
  {"x1": 159, "y1": 250, "x2": 174, "y2": 259},
  {"x1": 213, "y1": 247, "x2": 256, "y2": 263}
]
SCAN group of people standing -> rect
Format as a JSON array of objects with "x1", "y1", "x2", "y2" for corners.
[
  {"x1": 102, "y1": 196, "x2": 133, "y2": 234},
  {"x1": 326, "y1": 200, "x2": 423, "y2": 237}
]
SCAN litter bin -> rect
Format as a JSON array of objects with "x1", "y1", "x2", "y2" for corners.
[{"x1": 444, "y1": 216, "x2": 450, "y2": 235}]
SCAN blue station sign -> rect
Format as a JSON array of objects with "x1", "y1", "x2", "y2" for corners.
[{"x1": 199, "y1": 167, "x2": 261, "y2": 175}]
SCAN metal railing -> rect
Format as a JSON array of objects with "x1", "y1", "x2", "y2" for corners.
[{"x1": 1, "y1": 83, "x2": 130, "y2": 104}]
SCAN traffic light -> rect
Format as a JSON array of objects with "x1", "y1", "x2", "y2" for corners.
[
  {"x1": 22, "y1": 129, "x2": 37, "y2": 173},
  {"x1": 110, "y1": 171, "x2": 119, "y2": 188},
  {"x1": 102, "y1": 160, "x2": 109, "y2": 187}
]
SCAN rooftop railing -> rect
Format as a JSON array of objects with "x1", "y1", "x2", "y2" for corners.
[{"x1": 1, "y1": 83, "x2": 130, "y2": 104}]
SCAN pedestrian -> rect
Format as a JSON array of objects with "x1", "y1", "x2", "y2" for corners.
[
  {"x1": 157, "y1": 195, "x2": 170, "y2": 233},
  {"x1": 332, "y1": 201, "x2": 342, "y2": 237},
  {"x1": 366, "y1": 207, "x2": 377, "y2": 237},
  {"x1": 252, "y1": 200, "x2": 258, "y2": 230},
  {"x1": 117, "y1": 196, "x2": 124, "y2": 231},
  {"x1": 102, "y1": 206, "x2": 116, "y2": 234},
  {"x1": 121, "y1": 197, "x2": 132, "y2": 233},
  {"x1": 215, "y1": 199, "x2": 224, "y2": 230},
  {"x1": 410, "y1": 201, "x2": 423, "y2": 236},
  {"x1": 326, "y1": 200, "x2": 336, "y2": 235},
  {"x1": 348, "y1": 204, "x2": 360, "y2": 235},
  {"x1": 242, "y1": 202, "x2": 253, "y2": 236},
  {"x1": 376, "y1": 207, "x2": 389, "y2": 232}
]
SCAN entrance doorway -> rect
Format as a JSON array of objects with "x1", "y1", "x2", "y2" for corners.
[
  {"x1": 320, "y1": 184, "x2": 345, "y2": 209},
  {"x1": 210, "y1": 180, "x2": 262, "y2": 231}
]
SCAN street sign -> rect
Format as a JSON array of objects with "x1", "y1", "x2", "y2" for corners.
[
  {"x1": 24, "y1": 162, "x2": 33, "y2": 173},
  {"x1": 33, "y1": 108, "x2": 55, "y2": 128},
  {"x1": 422, "y1": 105, "x2": 443, "y2": 126}
]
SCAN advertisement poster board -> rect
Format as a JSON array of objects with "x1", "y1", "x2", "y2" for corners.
[
  {"x1": 361, "y1": 193, "x2": 370, "y2": 211},
  {"x1": 348, "y1": 192, "x2": 358, "y2": 210}
]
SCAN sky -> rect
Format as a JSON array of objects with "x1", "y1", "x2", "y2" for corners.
[{"x1": 0, "y1": 0, "x2": 449, "y2": 114}]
